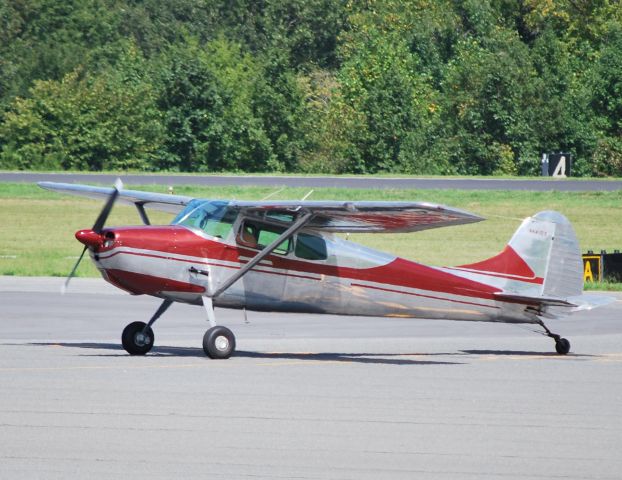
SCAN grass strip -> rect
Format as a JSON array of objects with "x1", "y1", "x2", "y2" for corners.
[{"x1": 1, "y1": 183, "x2": 621, "y2": 290}]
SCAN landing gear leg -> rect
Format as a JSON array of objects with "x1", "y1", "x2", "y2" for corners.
[
  {"x1": 121, "y1": 299, "x2": 173, "y2": 355},
  {"x1": 201, "y1": 296, "x2": 236, "y2": 359},
  {"x1": 537, "y1": 320, "x2": 571, "y2": 355}
]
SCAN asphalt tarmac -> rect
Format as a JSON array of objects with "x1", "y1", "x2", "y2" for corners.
[
  {"x1": 1, "y1": 277, "x2": 622, "y2": 479},
  {"x1": 3, "y1": 171, "x2": 622, "y2": 191}
]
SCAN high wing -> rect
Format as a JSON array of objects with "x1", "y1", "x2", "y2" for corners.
[
  {"x1": 38, "y1": 181, "x2": 484, "y2": 233},
  {"x1": 38, "y1": 181, "x2": 194, "y2": 214},
  {"x1": 232, "y1": 200, "x2": 484, "y2": 233}
]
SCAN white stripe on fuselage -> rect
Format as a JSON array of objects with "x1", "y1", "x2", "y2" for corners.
[{"x1": 94, "y1": 246, "x2": 534, "y2": 322}]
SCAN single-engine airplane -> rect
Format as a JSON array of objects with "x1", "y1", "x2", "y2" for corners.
[{"x1": 39, "y1": 180, "x2": 610, "y2": 358}]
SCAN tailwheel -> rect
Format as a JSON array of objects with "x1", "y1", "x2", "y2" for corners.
[
  {"x1": 538, "y1": 320, "x2": 571, "y2": 355},
  {"x1": 555, "y1": 338, "x2": 571, "y2": 355},
  {"x1": 203, "y1": 326, "x2": 236, "y2": 359},
  {"x1": 122, "y1": 321, "x2": 154, "y2": 355}
]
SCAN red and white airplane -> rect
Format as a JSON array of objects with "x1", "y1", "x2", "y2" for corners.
[{"x1": 40, "y1": 180, "x2": 609, "y2": 358}]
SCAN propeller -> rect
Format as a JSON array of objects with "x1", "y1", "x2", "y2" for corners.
[{"x1": 61, "y1": 178, "x2": 123, "y2": 294}]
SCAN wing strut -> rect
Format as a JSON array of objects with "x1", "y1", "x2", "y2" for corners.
[
  {"x1": 135, "y1": 203, "x2": 151, "y2": 225},
  {"x1": 209, "y1": 211, "x2": 314, "y2": 299}
]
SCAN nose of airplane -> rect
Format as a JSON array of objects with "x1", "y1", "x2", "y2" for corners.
[{"x1": 75, "y1": 229, "x2": 103, "y2": 249}]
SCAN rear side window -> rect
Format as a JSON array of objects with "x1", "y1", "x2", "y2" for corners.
[{"x1": 295, "y1": 233, "x2": 327, "y2": 261}]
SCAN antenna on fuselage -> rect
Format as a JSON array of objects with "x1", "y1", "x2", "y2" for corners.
[{"x1": 300, "y1": 189, "x2": 314, "y2": 201}]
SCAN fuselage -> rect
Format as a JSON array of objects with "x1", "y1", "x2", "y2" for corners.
[{"x1": 86, "y1": 223, "x2": 539, "y2": 325}]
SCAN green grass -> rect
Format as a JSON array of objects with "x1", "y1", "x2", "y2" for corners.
[
  {"x1": 1, "y1": 183, "x2": 621, "y2": 287},
  {"x1": 585, "y1": 281, "x2": 622, "y2": 292}
]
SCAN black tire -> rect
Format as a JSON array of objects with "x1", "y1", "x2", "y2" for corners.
[
  {"x1": 203, "y1": 326, "x2": 235, "y2": 359},
  {"x1": 555, "y1": 337, "x2": 571, "y2": 355},
  {"x1": 122, "y1": 321, "x2": 154, "y2": 355}
]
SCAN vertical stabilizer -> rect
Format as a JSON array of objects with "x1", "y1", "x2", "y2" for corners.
[
  {"x1": 458, "y1": 211, "x2": 583, "y2": 299},
  {"x1": 535, "y1": 211, "x2": 583, "y2": 298}
]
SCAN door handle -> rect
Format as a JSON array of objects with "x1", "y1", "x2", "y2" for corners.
[{"x1": 189, "y1": 266, "x2": 209, "y2": 277}]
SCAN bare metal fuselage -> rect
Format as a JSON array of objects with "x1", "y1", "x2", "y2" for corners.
[{"x1": 91, "y1": 225, "x2": 538, "y2": 325}]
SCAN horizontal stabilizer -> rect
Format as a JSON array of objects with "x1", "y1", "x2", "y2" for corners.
[
  {"x1": 565, "y1": 294, "x2": 616, "y2": 312},
  {"x1": 496, "y1": 292, "x2": 615, "y2": 317},
  {"x1": 494, "y1": 292, "x2": 578, "y2": 307}
]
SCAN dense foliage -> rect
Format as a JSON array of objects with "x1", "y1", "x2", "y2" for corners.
[{"x1": 1, "y1": 0, "x2": 621, "y2": 176}]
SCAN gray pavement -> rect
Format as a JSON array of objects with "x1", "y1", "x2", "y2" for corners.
[
  {"x1": 1, "y1": 277, "x2": 622, "y2": 479},
  {"x1": 3, "y1": 171, "x2": 622, "y2": 191}
]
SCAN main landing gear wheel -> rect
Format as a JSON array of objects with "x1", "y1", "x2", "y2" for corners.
[
  {"x1": 555, "y1": 337, "x2": 571, "y2": 355},
  {"x1": 203, "y1": 326, "x2": 236, "y2": 359},
  {"x1": 122, "y1": 321, "x2": 154, "y2": 355}
]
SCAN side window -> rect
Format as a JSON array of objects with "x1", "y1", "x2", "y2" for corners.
[
  {"x1": 295, "y1": 233, "x2": 327, "y2": 261},
  {"x1": 237, "y1": 221, "x2": 291, "y2": 255},
  {"x1": 257, "y1": 228, "x2": 291, "y2": 255}
]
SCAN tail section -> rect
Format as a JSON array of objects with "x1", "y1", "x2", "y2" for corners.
[
  {"x1": 456, "y1": 211, "x2": 612, "y2": 352},
  {"x1": 458, "y1": 211, "x2": 583, "y2": 299}
]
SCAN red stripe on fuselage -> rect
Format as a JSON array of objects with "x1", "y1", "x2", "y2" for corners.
[
  {"x1": 456, "y1": 245, "x2": 542, "y2": 283},
  {"x1": 104, "y1": 268, "x2": 205, "y2": 296},
  {"x1": 103, "y1": 226, "x2": 501, "y2": 300}
]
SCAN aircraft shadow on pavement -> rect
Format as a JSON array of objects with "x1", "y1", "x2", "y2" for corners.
[
  {"x1": 22, "y1": 342, "x2": 595, "y2": 363},
  {"x1": 461, "y1": 349, "x2": 596, "y2": 358},
  {"x1": 24, "y1": 342, "x2": 465, "y2": 365},
  {"x1": 234, "y1": 350, "x2": 462, "y2": 365}
]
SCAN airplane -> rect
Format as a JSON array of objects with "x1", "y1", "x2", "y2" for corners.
[{"x1": 38, "y1": 180, "x2": 610, "y2": 358}]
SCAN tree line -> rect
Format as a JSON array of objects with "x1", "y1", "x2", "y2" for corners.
[{"x1": 1, "y1": 0, "x2": 621, "y2": 176}]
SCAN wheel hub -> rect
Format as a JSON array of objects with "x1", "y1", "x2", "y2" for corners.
[
  {"x1": 215, "y1": 335, "x2": 229, "y2": 351},
  {"x1": 134, "y1": 332, "x2": 151, "y2": 347}
]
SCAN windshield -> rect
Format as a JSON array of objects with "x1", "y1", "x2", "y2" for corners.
[{"x1": 172, "y1": 200, "x2": 237, "y2": 239}]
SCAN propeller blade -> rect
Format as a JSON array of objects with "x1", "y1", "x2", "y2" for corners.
[
  {"x1": 62, "y1": 179, "x2": 123, "y2": 294},
  {"x1": 92, "y1": 178, "x2": 123, "y2": 233},
  {"x1": 61, "y1": 245, "x2": 88, "y2": 295}
]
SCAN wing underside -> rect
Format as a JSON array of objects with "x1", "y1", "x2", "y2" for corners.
[{"x1": 234, "y1": 200, "x2": 484, "y2": 233}]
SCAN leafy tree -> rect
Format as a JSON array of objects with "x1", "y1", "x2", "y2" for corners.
[
  {"x1": 437, "y1": 25, "x2": 544, "y2": 174},
  {"x1": 2, "y1": 0, "x2": 622, "y2": 175},
  {"x1": 332, "y1": 1, "x2": 439, "y2": 173},
  {"x1": 0, "y1": 44, "x2": 164, "y2": 170},
  {"x1": 588, "y1": 23, "x2": 622, "y2": 176},
  {"x1": 155, "y1": 37, "x2": 274, "y2": 172},
  {"x1": 297, "y1": 70, "x2": 366, "y2": 173},
  {"x1": 0, "y1": 0, "x2": 125, "y2": 103}
]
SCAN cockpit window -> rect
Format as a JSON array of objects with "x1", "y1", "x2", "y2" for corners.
[{"x1": 172, "y1": 200, "x2": 237, "y2": 239}]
